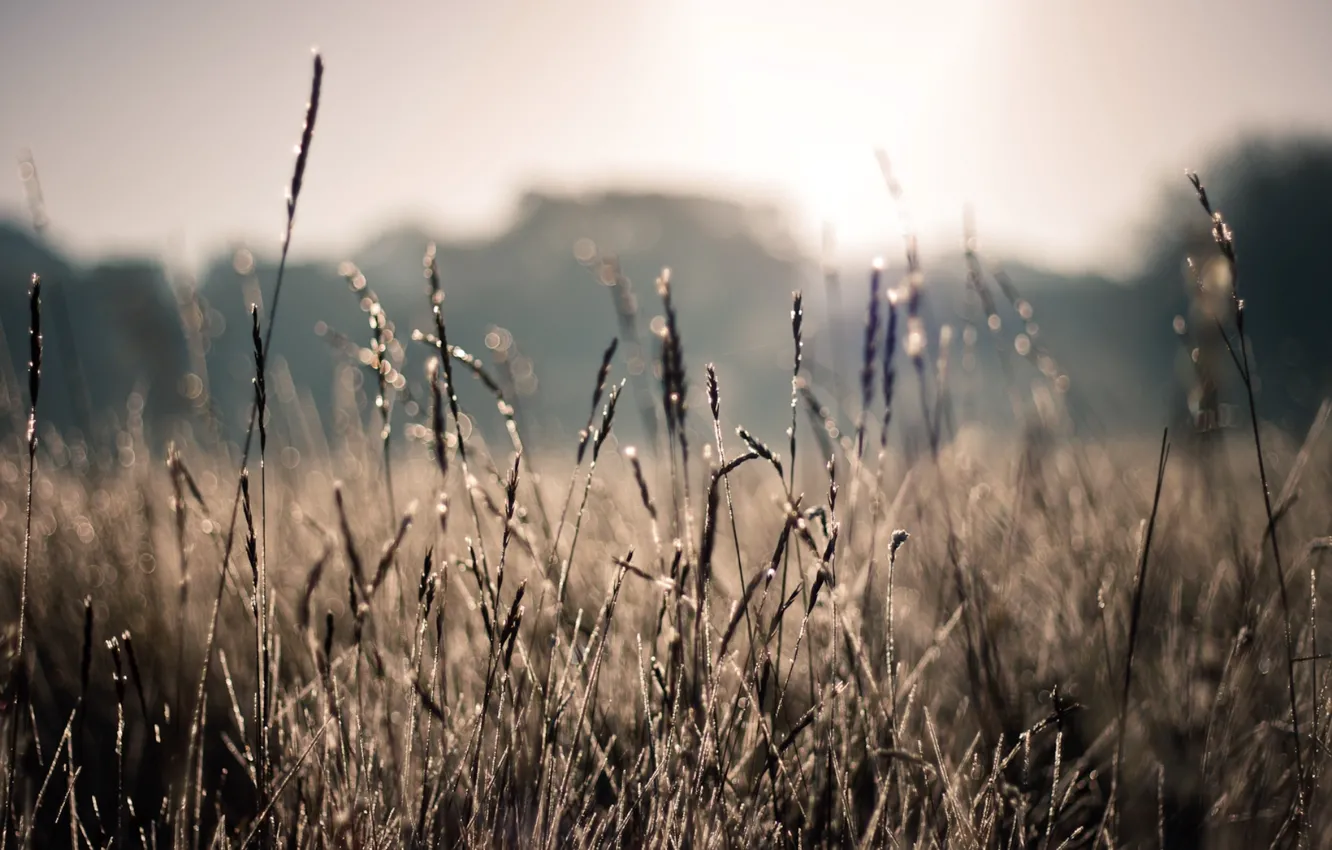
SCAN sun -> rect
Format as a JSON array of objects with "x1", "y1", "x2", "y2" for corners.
[{"x1": 753, "y1": 0, "x2": 993, "y2": 256}]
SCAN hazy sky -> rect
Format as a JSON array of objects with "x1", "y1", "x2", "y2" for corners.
[{"x1": 3, "y1": 0, "x2": 1332, "y2": 272}]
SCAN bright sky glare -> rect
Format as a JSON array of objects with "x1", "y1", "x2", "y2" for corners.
[{"x1": 3, "y1": 0, "x2": 1332, "y2": 271}]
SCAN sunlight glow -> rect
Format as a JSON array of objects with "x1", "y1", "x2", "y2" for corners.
[
  {"x1": 677, "y1": 0, "x2": 991, "y2": 252},
  {"x1": 9, "y1": 0, "x2": 1330, "y2": 270}
]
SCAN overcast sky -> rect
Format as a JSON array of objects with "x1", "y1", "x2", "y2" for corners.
[{"x1": 3, "y1": 0, "x2": 1331, "y2": 272}]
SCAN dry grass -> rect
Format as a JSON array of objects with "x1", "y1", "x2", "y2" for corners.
[
  {"x1": 3, "y1": 57, "x2": 1332, "y2": 850},
  {"x1": 5, "y1": 410, "x2": 1332, "y2": 848}
]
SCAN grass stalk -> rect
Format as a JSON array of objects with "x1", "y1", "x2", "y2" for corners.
[
  {"x1": 1187, "y1": 170, "x2": 1307, "y2": 816},
  {"x1": 1110, "y1": 428, "x2": 1169, "y2": 832},
  {"x1": 182, "y1": 53, "x2": 322, "y2": 847}
]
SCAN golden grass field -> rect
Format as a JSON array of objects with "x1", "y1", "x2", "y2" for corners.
[{"x1": 4, "y1": 54, "x2": 1332, "y2": 849}]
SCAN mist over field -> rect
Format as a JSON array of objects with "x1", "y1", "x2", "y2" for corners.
[{"x1": 3, "y1": 134, "x2": 1332, "y2": 455}]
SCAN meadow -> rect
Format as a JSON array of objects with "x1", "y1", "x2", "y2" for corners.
[{"x1": 3, "y1": 55, "x2": 1332, "y2": 849}]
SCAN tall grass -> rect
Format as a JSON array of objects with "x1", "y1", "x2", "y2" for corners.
[
  {"x1": 1186, "y1": 170, "x2": 1307, "y2": 825},
  {"x1": 2, "y1": 275, "x2": 40, "y2": 848},
  {"x1": 5, "y1": 59, "x2": 1332, "y2": 850}
]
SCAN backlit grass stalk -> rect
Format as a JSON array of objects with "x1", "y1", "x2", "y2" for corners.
[
  {"x1": 411, "y1": 552, "x2": 444, "y2": 842},
  {"x1": 427, "y1": 358, "x2": 448, "y2": 485},
  {"x1": 167, "y1": 445, "x2": 191, "y2": 720},
  {"x1": 76, "y1": 597, "x2": 93, "y2": 749},
  {"x1": 656, "y1": 269, "x2": 691, "y2": 545},
  {"x1": 119, "y1": 631, "x2": 151, "y2": 736},
  {"x1": 248, "y1": 306, "x2": 273, "y2": 832},
  {"x1": 624, "y1": 445, "x2": 661, "y2": 559},
  {"x1": 15, "y1": 275, "x2": 40, "y2": 670},
  {"x1": 844, "y1": 262, "x2": 883, "y2": 560},
  {"x1": 695, "y1": 450, "x2": 762, "y2": 712},
  {"x1": 557, "y1": 382, "x2": 624, "y2": 608},
  {"x1": 23, "y1": 711, "x2": 74, "y2": 848},
  {"x1": 546, "y1": 338, "x2": 617, "y2": 584},
  {"x1": 184, "y1": 53, "x2": 322, "y2": 841},
  {"x1": 341, "y1": 263, "x2": 401, "y2": 522},
  {"x1": 788, "y1": 291, "x2": 803, "y2": 493},
  {"x1": 108, "y1": 637, "x2": 127, "y2": 848},
  {"x1": 862, "y1": 290, "x2": 900, "y2": 617},
  {"x1": 1110, "y1": 428, "x2": 1169, "y2": 831},
  {"x1": 731, "y1": 425, "x2": 806, "y2": 689},
  {"x1": 854, "y1": 264, "x2": 882, "y2": 466},
  {"x1": 240, "y1": 466, "x2": 269, "y2": 830},
  {"x1": 774, "y1": 525, "x2": 837, "y2": 724},
  {"x1": 424, "y1": 244, "x2": 489, "y2": 573},
  {"x1": 785, "y1": 290, "x2": 816, "y2": 705},
  {"x1": 885, "y1": 529, "x2": 909, "y2": 724},
  {"x1": 705, "y1": 365, "x2": 757, "y2": 661},
  {"x1": 1186, "y1": 170, "x2": 1306, "y2": 808},
  {"x1": 3, "y1": 276, "x2": 40, "y2": 849}
]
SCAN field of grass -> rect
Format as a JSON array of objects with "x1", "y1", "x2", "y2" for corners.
[{"x1": 4, "y1": 55, "x2": 1332, "y2": 849}]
